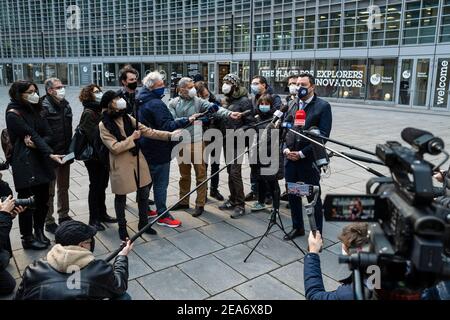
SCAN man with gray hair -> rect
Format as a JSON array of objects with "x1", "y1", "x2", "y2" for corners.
[
  {"x1": 136, "y1": 72, "x2": 197, "y2": 228},
  {"x1": 41, "y1": 77, "x2": 73, "y2": 234},
  {"x1": 168, "y1": 77, "x2": 242, "y2": 217}
]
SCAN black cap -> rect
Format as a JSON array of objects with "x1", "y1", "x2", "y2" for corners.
[
  {"x1": 55, "y1": 220, "x2": 97, "y2": 246},
  {"x1": 100, "y1": 90, "x2": 119, "y2": 110}
]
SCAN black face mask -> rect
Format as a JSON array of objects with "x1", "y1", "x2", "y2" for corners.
[
  {"x1": 90, "y1": 237, "x2": 95, "y2": 253},
  {"x1": 127, "y1": 82, "x2": 138, "y2": 90}
]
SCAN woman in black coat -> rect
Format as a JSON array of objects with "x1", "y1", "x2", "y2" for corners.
[
  {"x1": 5, "y1": 80, "x2": 64, "y2": 250},
  {"x1": 78, "y1": 84, "x2": 117, "y2": 231}
]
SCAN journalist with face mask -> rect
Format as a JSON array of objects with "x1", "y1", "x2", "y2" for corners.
[
  {"x1": 41, "y1": 77, "x2": 73, "y2": 234},
  {"x1": 246, "y1": 76, "x2": 283, "y2": 203},
  {"x1": 5, "y1": 81, "x2": 65, "y2": 251},
  {"x1": 117, "y1": 65, "x2": 139, "y2": 116},
  {"x1": 78, "y1": 84, "x2": 118, "y2": 231},
  {"x1": 168, "y1": 77, "x2": 241, "y2": 218}
]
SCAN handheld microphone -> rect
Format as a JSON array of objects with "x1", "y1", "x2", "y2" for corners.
[
  {"x1": 267, "y1": 104, "x2": 288, "y2": 128},
  {"x1": 195, "y1": 103, "x2": 220, "y2": 120},
  {"x1": 401, "y1": 127, "x2": 444, "y2": 155},
  {"x1": 294, "y1": 110, "x2": 306, "y2": 127},
  {"x1": 280, "y1": 115, "x2": 294, "y2": 144}
]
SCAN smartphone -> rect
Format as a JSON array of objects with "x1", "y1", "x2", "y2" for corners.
[{"x1": 62, "y1": 152, "x2": 75, "y2": 164}]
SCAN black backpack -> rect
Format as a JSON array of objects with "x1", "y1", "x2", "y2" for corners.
[{"x1": 92, "y1": 126, "x2": 110, "y2": 170}]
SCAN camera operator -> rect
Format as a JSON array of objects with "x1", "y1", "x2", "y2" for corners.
[
  {"x1": 304, "y1": 223, "x2": 369, "y2": 300},
  {"x1": 15, "y1": 220, "x2": 132, "y2": 300},
  {"x1": 0, "y1": 196, "x2": 25, "y2": 297}
]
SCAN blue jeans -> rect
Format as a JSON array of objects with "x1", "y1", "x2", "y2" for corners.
[{"x1": 148, "y1": 161, "x2": 171, "y2": 219}]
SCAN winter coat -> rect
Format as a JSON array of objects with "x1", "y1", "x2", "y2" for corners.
[
  {"x1": 5, "y1": 101, "x2": 55, "y2": 190},
  {"x1": 219, "y1": 86, "x2": 255, "y2": 132},
  {"x1": 285, "y1": 95, "x2": 332, "y2": 161},
  {"x1": 41, "y1": 95, "x2": 73, "y2": 154},
  {"x1": 136, "y1": 87, "x2": 189, "y2": 164},
  {"x1": 79, "y1": 101, "x2": 102, "y2": 147},
  {"x1": 168, "y1": 95, "x2": 231, "y2": 143},
  {"x1": 0, "y1": 212, "x2": 12, "y2": 271},
  {"x1": 304, "y1": 253, "x2": 355, "y2": 300},
  {"x1": 250, "y1": 111, "x2": 283, "y2": 180},
  {"x1": 99, "y1": 115, "x2": 171, "y2": 195},
  {"x1": 15, "y1": 244, "x2": 128, "y2": 300}
]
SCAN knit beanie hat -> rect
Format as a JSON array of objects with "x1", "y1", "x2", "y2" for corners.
[
  {"x1": 100, "y1": 90, "x2": 120, "y2": 110},
  {"x1": 55, "y1": 220, "x2": 97, "y2": 246},
  {"x1": 223, "y1": 73, "x2": 241, "y2": 87}
]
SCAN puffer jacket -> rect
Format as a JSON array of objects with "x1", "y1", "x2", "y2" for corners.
[
  {"x1": 41, "y1": 95, "x2": 73, "y2": 154},
  {"x1": 15, "y1": 244, "x2": 128, "y2": 300}
]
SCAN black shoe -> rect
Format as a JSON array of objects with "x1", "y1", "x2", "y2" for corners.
[
  {"x1": 34, "y1": 229, "x2": 50, "y2": 246},
  {"x1": 265, "y1": 196, "x2": 273, "y2": 205},
  {"x1": 231, "y1": 207, "x2": 246, "y2": 219},
  {"x1": 244, "y1": 192, "x2": 256, "y2": 202},
  {"x1": 171, "y1": 203, "x2": 189, "y2": 211},
  {"x1": 210, "y1": 189, "x2": 224, "y2": 201},
  {"x1": 58, "y1": 216, "x2": 73, "y2": 224},
  {"x1": 22, "y1": 235, "x2": 48, "y2": 250},
  {"x1": 45, "y1": 222, "x2": 59, "y2": 234},
  {"x1": 99, "y1": 214, "x2": 118, "y2": 223},
  {"x1": 280, "y1": 192, "x2": 289, "y2": 202},
  {"x1": 283, "y1": 228, "x2": 305, "y2": 241},
  {"x1": 286, "y1": 203, "x2": 290, "y2": 209},
  {"x1": 118, "y1": 226, "x2": 129, "y2": 241},
  {"x1": 138, "y1": 223, "x2": 157, "y2": 235},
  {"x1": 148, "y1": 199, "x2": 155, "y2": 205},
  {"x1": 219, "y1": 200, "x2": 235, "y2": 211},
  {"x1": 192, "y1": 206, "x2": 204, "y2": 217},
  {"x1": 89, "y1": 220, "x2": 106, "y2": 231}
]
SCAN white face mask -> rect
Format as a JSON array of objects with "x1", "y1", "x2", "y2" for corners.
[
  {"x1": 222, "y1": 83, "x2": 232, "y2": 94},
  {"x1": 55, "y1": 87, "x2": 66, "y2": 100},
  {"x1": 26, "y1": 92, "x2": 40, "y2": 105},
  {"x1": 115, "y1": 98, "x2": 127, "y2": 110},
  {"x1": 94, "y1": 92, "x2": 103, "y2": 102},
  {"x1": 289, "y1": 85, "x2": 299, "y2": 95},
  {"x1": 251, "y1": 84, "x2": 261, "y2": 95},
  {"x1": 188, "y1": 87, "x2": 197, "y2": 98}
]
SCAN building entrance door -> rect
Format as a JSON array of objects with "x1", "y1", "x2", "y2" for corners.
[
  {"x1": 68, "y1": 63, "x2": 79, "y2": 87},
  {"x1": 92, "y1": 63, "x2": 103, "y2": 87}
]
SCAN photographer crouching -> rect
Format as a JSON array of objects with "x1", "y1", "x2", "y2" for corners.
[
  {"x1": 0, "y1": 196, "x2": 25, "y2": 297},
  {"x1": 304, "y1": 223, "x2": 370, "y2": 300},
  {"x1": 15, "y1": 220, "x2": 132, "y2": 300}
]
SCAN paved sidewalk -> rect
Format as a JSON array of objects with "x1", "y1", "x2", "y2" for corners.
[{"x1": 0, "y1": 87, "x2": 448, "y2": 300}]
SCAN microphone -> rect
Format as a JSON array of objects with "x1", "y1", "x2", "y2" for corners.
[
  {"x1": 267, "y1": 104, "x2": 288, "y2": 129},
  {"x1": 195, "y1": 103, "x2": 220, "y2": 120},
  {"x1": 294, "y1": 110, "x2": 306, "y2": 127},
  {"x1": 280, "y1": 115, "x2": 294, "y2": 144},
  {"x1": 401, "y1": 127, "x2": 444, "y2": 155},
  {"x1": 309, "y1": 126, "x2": 330, "y2": 172}
]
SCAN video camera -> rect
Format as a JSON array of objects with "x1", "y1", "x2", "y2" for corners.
[{"x1": 323, "y1": 128, "x2": 450, "y2": 299}]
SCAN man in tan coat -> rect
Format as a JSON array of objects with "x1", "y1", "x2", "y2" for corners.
[{"x1": 99, "y1": 91, "x2": 178, "y2": 241}]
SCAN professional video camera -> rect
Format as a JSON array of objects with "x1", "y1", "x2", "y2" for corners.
[{"x1": 322, "y1": 127, "x2": 450, "y2": 300}]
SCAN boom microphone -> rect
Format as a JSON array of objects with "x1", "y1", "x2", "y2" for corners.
[{"x1": 401, "y1": 127, "x2": 444, "y2": 155}]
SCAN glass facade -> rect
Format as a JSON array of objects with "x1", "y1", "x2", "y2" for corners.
[{"x1": 0, "y1": 0, "x2": 449, "y2": 109}]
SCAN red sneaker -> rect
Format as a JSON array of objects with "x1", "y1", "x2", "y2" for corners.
[
  {"x1": 147, "y1": 210, "x2": 157, "y2": 217},
  {"x1": 157, "y1": 217, "x2": 182, "y2": 228}
]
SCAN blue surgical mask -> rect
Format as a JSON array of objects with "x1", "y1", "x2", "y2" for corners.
[
  {"x1": 251, "y1": 85, "x2": 260, "y2": 95},
  {"x1": 259, "y1": 105, "x2": 271, "y2": 113},
  {"x1": 153, "y1": 87, "x2": 165, "y2": 97}
]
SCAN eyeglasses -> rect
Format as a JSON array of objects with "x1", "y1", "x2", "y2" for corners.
[
  {"x1": 24, "y1": 90, "x2": 36, "y2": 94},
  {"x1": 93, "y1": 89, "x2": 101, "y2": 93},
  {"x1": 53, "y1": 85, "x2": 65, "y2": 90}
]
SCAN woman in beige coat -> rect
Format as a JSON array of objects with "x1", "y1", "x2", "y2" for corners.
[{"x1": 99, "y1": 91, "x2": 176, "y2": 240}]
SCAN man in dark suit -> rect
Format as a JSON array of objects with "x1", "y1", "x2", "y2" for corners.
[{"x1": 283, "y1": 73, "x2": 332, "y2": 240}]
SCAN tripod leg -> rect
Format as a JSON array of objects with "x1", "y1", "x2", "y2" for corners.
[{"x1": 244, "y1": 216, "x2": 276, "y2": 263}]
